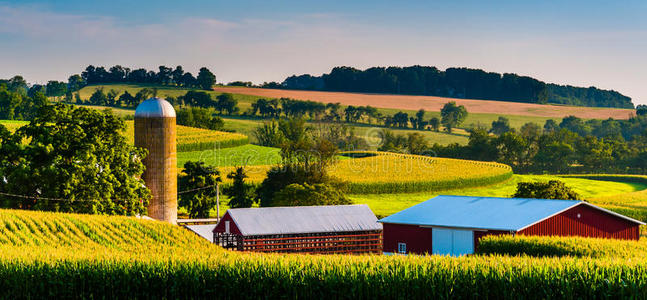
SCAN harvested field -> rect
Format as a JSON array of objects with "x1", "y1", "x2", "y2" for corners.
[{"x1": 213, "y1": 86, "x2": 635, "y2": 120}]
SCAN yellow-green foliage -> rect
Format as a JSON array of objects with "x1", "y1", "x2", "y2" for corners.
[
  {"x1": 220, "y1": 151, "x2": 513, "y2": 194},
  {"x1": 478, "y1": 234, "x2": 647, "y2": 258},
  {"x1": 1, "y1": 209, "x2": 647, "y2": 298}
]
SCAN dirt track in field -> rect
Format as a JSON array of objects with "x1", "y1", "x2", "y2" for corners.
[{"x1": 213, "y1": 86, "x2": 634, "y2": 120}]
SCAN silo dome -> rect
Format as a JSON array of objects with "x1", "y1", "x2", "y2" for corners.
[{"x1": 134, "y1": 97, "x2": 176, "y2": 118}]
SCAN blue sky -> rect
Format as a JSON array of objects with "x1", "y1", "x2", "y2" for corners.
[{"x1": 1, "y1": 0, "x2": 646, "y2": 104}]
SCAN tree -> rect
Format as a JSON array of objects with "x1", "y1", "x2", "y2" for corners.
[
  {"x1": 512, "y1": 180, "x2": 580, "y2": 200},
  {"x1": 0, "y1": 104, "x2": 150, "y2": 215},
  {"x1": 440, "y1": 101, "x2": 467, "y2": 133},
  {"x1": 407, "y1": 132, "x2": 428, "y2": 154},
  {"x1": 171, "y1": 66, "x2": 185, "y2": 85},
  {"x1": 254, "y1": 120, "x2": 286, "y2": 147},
  {"x1": 223, "y1": 167, "x2": 255, "y2": 208},
  {"x1": 520, "y1": 122, "x2": 542, "y2": 140},
  {"x1": 414, "y1": 109, "x2": 426, "y2": 130},
  {"x1": 67, "y1": 74, "x2": 86, "y2": 92},
  {"x1": 178, "y1": 161, "x2": 221, "y2": 218},
  {"x1": 197, "y1": 67, "x2": 216, "y2": 90},
  {"x1": 181, "y1": 90, "x2": 213, "y2": 108},
  {"x1": 89, "y1": 88, "x2": 107, "y2": 105},
  {"x1": 216, "y1": 93, "x2": 238, "y2": 114},
  {"x1": 255, "y1": 118, "x2": 343, "y2": 207},
  {"x1": 490, "y1": 116, "x2": 511, "y2": 135},
  {"x1": 544, "y1": 119, "x2": 559, "y2": 133},
  {"x1": 637, "y1": 105, "x2": 647, "y2": 116},
  {"x1": 429, "y1": 117, "x2": 440, "y2": 132},
  {"x1": 74, "y1": 92, "x2": 83, "y2": 104},
  {"x1": 106, "y1": 89, "x2": 119, "y2": 106},
  {"x1": 119, "y1": 91, "x2": 136, "y2": 107},
  {"x1": 46, "y1": 81, "x2": 67, "y2": 100}
]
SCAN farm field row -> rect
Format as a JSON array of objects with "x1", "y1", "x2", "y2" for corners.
[
  {"x1": 0, "y1": 208, "x2": 646, "y2": 298},
  {"x1": 217, "y1": 151, "x2": 513, "y2": 194}
]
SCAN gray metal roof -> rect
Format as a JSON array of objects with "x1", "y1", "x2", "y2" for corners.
[
  {"x1": 135, "y1": 97, "x2": 176, "y2": 118},
  {"x1": 379, "y1": 195, "x2": 644, "y2": 231},
  {"x1": 221, "y1": 205, "x2": 382, "y2": 236},
  {"x1": 185, "y1": 224, "x2": 216, "y2": 242}
]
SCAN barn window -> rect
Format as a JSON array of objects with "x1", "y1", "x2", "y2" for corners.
[
  {"x1": 225, "y1": 221, "x2": 230, "y2": 234},
  {"x1": 398, "y1": 242, "x2": 406, "y2": 254}
]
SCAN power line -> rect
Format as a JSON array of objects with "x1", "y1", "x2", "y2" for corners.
[{"x1": 0, "y1": 184, "x2": 219, "y2": 202}]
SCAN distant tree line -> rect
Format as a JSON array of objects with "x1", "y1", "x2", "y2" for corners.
[
  {"x1": 379, "y1": 114, "x2": 647, "y2": 174},
  {"x1": 71, "y1": 65, "x2": 217, "y2": 90},
  {"x1": 273, "y1": 66, "x2": 633, "y2": 109}
]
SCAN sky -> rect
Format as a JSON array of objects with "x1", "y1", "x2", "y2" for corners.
[{"x1": 1, "y1": 0, "x2": 646, "y2": 104}]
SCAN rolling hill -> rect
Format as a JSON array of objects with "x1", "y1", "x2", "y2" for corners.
[{"x1": 213, "y1": 86, "x2": 635, "y2": 120}]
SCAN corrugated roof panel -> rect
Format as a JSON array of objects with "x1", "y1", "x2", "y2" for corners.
[
  {"x1": 379, "y1": 195, "x2": 582, "y2": 231},
  {"x1": 226, "y1": 204, "x2": 382, "y2": 236},
  {"x1": 185, "y1": 224, "x2": 216, "y2": 242}
]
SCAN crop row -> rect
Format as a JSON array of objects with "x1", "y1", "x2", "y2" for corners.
[
  {"x1": 477, "y1": 234, "x2": 647, "y2": 258},
  {"x1": 0, "y1": 245, "x2": 646, "y2": 298},
  {"x1": 219, "y1": 152, "x2": 513, "y2": 194},
  {"x1": 123, "y1": 121, "x2": 249, "y2": 151}
]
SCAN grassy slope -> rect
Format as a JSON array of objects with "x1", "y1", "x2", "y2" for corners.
[
  {"x1": 178, "y1": 144, "x2": 281, "y2": 168},
  {"x1": 351, "y1": 174, "x2": 647, "y2": 218}
]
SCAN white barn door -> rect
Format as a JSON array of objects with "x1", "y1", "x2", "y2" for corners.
[{"x1": 432, "y1": 228, "x2": 474, "y2": 256}]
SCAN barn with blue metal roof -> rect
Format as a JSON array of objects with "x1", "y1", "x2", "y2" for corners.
[{"x1": 379, "y1": 195, "x2": 644, "y2": 256}]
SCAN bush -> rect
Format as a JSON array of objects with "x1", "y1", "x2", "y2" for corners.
[{"x1": 272, "y1": 183, "x2": 350, "y2": 206}]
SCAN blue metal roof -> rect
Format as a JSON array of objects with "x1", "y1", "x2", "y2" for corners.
[{"x1": 379, "y1": 195, "x2": 584, "y2": 231}]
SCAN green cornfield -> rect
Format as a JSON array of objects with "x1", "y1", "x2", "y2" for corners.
[
  {"x1": 0, "y1": 208, "x2": 647, "y2": 298},
  {"x1": 478, "y1": 234, "x2": 647, "y2": 258}
]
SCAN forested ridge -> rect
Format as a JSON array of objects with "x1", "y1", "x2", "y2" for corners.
[{"x1": 275, "y1": 66, "x2": 633, "y2": 109}]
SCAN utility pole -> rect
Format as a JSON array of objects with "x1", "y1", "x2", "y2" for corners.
[{"x1": 216, "y1": 182, "x2": 220, "y2": 222}]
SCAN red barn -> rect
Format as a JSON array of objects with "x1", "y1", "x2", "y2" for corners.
[
  {"x1": 212, "y1": 205, "x2": 383, "y2": 254},
  {"x1": 379, "y1": 195, "x2": 644, "y2": 256}
]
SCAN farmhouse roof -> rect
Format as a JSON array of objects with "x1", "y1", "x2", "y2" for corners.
[
  {"x1": 216, "y1": 205, "x2": 382, "y2": 236},
  {"x1": 378, "y1": 195, "x2": 644, "y2": 231},
  {"x1": 185, "y1": 224, "x2": 216, "y2": 241}
]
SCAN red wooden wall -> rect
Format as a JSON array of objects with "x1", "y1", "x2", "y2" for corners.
[
  {"x1": 212, "y1": 212, "x2": 242, "y2": 235},
  {"x1": 518, "y1": 204, "x2": 640, "y2": 240},
  {"x1": 382, "y1": 223, "x2": 432, "y2": 254}
]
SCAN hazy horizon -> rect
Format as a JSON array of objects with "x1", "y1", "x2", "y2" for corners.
[{"x1": 1, "y1": 0, "x2": 645, "y2": 105}]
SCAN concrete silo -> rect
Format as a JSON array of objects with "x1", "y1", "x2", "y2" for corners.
[{"x1": 134, "y1": 98, "x2": 177, "y2": 224}]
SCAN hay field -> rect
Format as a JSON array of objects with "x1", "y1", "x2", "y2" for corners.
[{"x1": 214, "y1": 86, "x2": 634, "y2": 120}]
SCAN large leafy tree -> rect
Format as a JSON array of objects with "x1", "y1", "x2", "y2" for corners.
[
  {"x1": 216, "y1": 93, "x2": 238, "y2": 115},
  {"x1": 440, "y1": 101, "x2": 467, "y2": 133},
  {"x1": 178, "y1": 161, "x2": 221, "y2": 218},
  {"x1": 223, "y1": 167, "x2": 255, "y2": 208},
  {"x1": 196, "y1": 67, "x2": 216, "y2": 90},
  {"x1": 256, "y1": 118, "x2": 345, "y2": 207},
  {"x1": 0, "y1": 104, "x2": 150, "y2": 215}
]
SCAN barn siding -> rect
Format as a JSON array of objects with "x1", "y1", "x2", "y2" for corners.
[
  {"x1": 519, "y1": 204, "x2": 640, "y2": 240},
  {"x1": 213, "y1": 213, "x2": 242, "y2": 235},
  {"x1": 382, "y1": 223, "x2": 432, "y2": 254}
]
